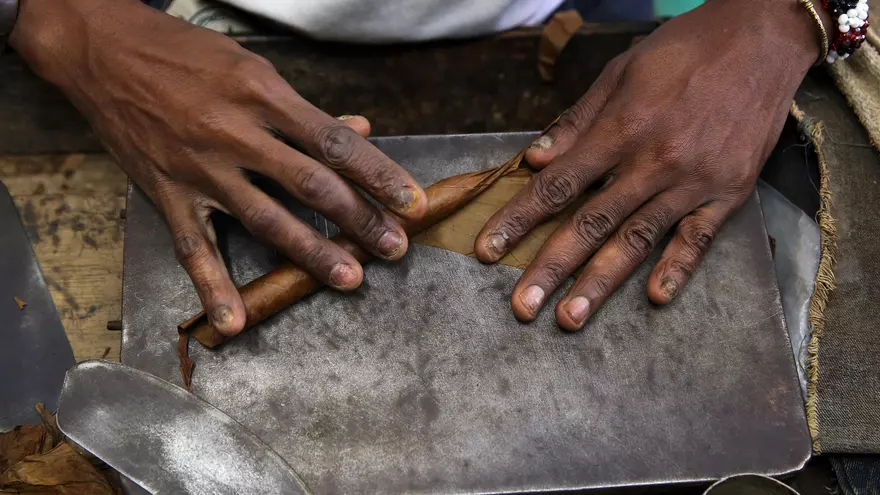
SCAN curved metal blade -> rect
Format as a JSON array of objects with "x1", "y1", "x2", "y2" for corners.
[{"x1": 57, "y1": 360, "x2": 310, "y2": 495}]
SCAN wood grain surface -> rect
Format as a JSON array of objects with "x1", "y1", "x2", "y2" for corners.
[{"x1": 1, "y1": 154, "x2": 126, "y2": 362}]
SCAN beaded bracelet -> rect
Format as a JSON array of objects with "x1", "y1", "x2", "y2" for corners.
[{"x1": 824, "y1": 0, "x2": 871, "y2": 62}]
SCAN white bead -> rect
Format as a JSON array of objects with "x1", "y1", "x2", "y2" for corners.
[
  {"x1": 840, "y1": 13, "x2": 850, "y2": 23},
  {"x1": 857, "y1": 2, "x2": 869, "y2": 10},
  {"x1": 857, "y1": 0, "x2": 868, "y2": 6},
  {"x1": 853, "y1": 18, "x2": 864, "y2": 27},
  {"x1": 827, "y1": 54, "x2": 839, "y2": 64},
  {"x1": 858, "y1": 10, "x2": 869, "y2": 19},
  {"x1": 847, "y1": 8, "x2": 859, "y2": 18},
  {"x1": 843, "y1": 53, "x2": 851, "y2": 59},
  {"x1": 841, "y1": 23, "x2": 852, "y2": 32}
]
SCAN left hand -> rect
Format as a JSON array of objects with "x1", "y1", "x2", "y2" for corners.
[{"x1": 475, "y1": 0, "x2": 825, "y2": 330}]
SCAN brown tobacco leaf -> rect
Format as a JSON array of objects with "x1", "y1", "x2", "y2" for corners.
[
  {"x1": 414, "y1": 168, "x2": 581, "y2": 269},
  {"x1": 1, "y1": 405, "x2": 118, "y2": 494},
  {"x1": 14, "y1": 296, "x2": 26, "y2": 310},
  {"x1": 0, "y1": 442, "x2": 117, "y2": 494},
  {"x1": 177, "y1": 333, "x2": 194, "y2": 392},
  {"x1": 537, "y1": 10, "x2": 584, "y2": 82},
  {"x1": 0, "y1": 425, "x2": 45, "y2": 474},
  {"x1": 0, "y1": 405, "x2": 62, "y2": 473}
]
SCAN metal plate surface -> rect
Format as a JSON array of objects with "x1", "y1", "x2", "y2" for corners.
[
  {"x1": 121, "y1": 133, "x2": 810, "y2": 494},
  {"x1": 57, "y1": 361, "x2": 309, "y2": 495},
  {"x1": 0, "y1": 182, "x2": 75, "y2": 431}
]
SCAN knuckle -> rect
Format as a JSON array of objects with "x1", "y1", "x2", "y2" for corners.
[
  {"x1": 292, "y1": 166, "x2": 332, "y2": 202},
  {"x1": 653, "y1": 138, "x2": 690, "y2": 166},
  {"x1": 729, "y1": 165, "x2": 758, "y2": 191},
  {"x1": 316, "y1": 125, "x2": 360, "y2": 169},
  {"x1": 188, "y1": 110, "x2": 228, "y2": 137},
  {"x1": 243, "y1": 74, "x2": 286, "y2": 102},
  {"x1": 348, "y1": 205, "x2": 385, "y2": 241},
  {"x1": 240, "y1": 203, "x2": 279, "y2": 236},
  {"x1": 532, "y1": 172, "x2": 578, "y2": 214},
  {"x1": 174, "y1": 232, "x2": 211, "y2": 266},
  {"x1": 619, "y1": 218, "x2": 661, "y2": 255},
  {"x1": 571, "y1": 207, "x2": 617, "y2": 248},
  {"x1": 502, "y1": 207, "x2": 539, "y2": 238},
  {"x1": 251, "y1": 53, "x2": 275, "y2": 69},
  {"x1": 299, "y1": 237, "x2": 334, "y2": 269},
  {"x1": 680, "y1": 218, "x2": 716, "y2": 255},
  {"x1": 228, "y1": 56, "x2": 286, "y2": 100},
  {"x1": 561, "y1": 100, "x2": 592, "y2": 130},
  {"x1": 540, "y1": 256, "x2": 574, "y2": 287},
  {"x1": 359, "y1": 159, "x2": 396, "y2": 192},
  {"x1": 620, "y1": 112, "x2": 652, "y2": 139}
]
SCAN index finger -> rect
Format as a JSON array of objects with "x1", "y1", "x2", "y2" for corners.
[
  {"x1": 267, "y1": 95, "x2": 428, "y2": 221},
  {"x1": 474, "y1": 129, "x2": 619, "y2": 263}
]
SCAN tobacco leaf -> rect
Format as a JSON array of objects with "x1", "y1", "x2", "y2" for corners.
[
  {"x1": 413, "y1": 168, "x2": 580, "y2": 269},
  {"x1": 1, "y1": 405, "x2": 118, "y2": 494},
  {"x1": 0, "y1": 426, "x2": 45, "y2": 474},
  {"x1": 0, "y1": 442, "x2": 117, "y2": 494},
  {"x1": 537, "y1": 10, "x2": 584, "y2": 82},
  {"x1": 1, "y1": 405, "x2": 62, "y2": 473}
]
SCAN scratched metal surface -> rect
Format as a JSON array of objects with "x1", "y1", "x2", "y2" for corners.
[
  {"x1": 57, "y1": 361, "x2": 309, "y2": 494},
  {"x1": 0, "y1": 182, "x2": 75, "y2": 430},
  {"x1": 121, "y1": 133, "x2": 810, "y2": 494}
]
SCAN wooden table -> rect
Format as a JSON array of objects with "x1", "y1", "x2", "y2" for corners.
[{"x1": 2, "y1": 154, "x2": 125, "y2": 361}]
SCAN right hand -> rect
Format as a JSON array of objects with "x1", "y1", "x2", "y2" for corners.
[{"x1": 10, "y1": 0, "x2": 427, "y2": 336}]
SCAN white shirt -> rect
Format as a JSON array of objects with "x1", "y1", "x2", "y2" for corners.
[{"x1": 215, "y1": 0, "x2": 565, "y2": 42}]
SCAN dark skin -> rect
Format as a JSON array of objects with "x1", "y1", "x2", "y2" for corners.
[
  {"x1": 11, "y1": 0, "x2": 831, "y2": 335},
  {"x1": 11, "y1": 0, "x2": 427, "y2": 335},
  {"x1": 475, "y1": 0, "x2": 832, "y2": 330}
]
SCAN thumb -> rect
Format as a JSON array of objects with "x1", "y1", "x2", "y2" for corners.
[{"x1": 526, "y1": 52, "x2": 630, "y2": 169}]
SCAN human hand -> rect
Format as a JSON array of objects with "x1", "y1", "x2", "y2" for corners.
[
  {"x1": 475, "y1": 0, "x2": 827, "y2": 330},
  {"x1": 10, "y1": 0, "x2": 427, "y2": 336}
]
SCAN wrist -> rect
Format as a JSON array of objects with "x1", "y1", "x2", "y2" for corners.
[
  {"x1": 710, "y1": 0, "x2": 834, "y2": 69},
  {"x1": 760, "y1": 0, "x2": 835, "y2": 67},
  {"x1": 8, "y1": 0, "x2": 141, "y2": 83}
]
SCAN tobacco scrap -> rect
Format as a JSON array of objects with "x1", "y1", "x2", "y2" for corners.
[
  {"x1": 537, "y1": 9, "x2": 584, "y2": 82},
  {"x1": 0, "y1": 404, "x2": 119, "y2": 494},
  {"x1": 177, "y1": 333, "x2": 194, "y2": 392},
  {"x1": 14, "y1": 296, "x2": 26, "y2": 310}
]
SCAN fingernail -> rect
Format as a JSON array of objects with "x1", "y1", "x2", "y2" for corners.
[
  {"x1": 564, "y1": 296, "x2": 591, "y2": 327},
  {"x1": 484, "y1": 232, "x2": 509, "y2": 260},
  {"x1": 211, "y1": 305, "x2": 234, "y2": 329},
  {"x1": 392, "y1": 187, "x2": 416, "y2": 211},
  {"x1": 661, "y1": 277, "x2": 678, "y2": 300},
  {"x1": 329, "y1": 263, "x2": 358, "y2": 288},
  {"x1": 521, "y1": 285, "x2": 545, "y2": 315},
  {"x1": 337, "y1": 115, "x2": 356, "y2": 121},
  {"x1": 529, "y1": 135, "x2": 554, "y2": 150},
  {"x1": 378, "y1": 231, "x2": 404, "y2": 258}
]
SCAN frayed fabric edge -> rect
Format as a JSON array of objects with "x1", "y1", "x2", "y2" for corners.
[{"x1": 791, "y1": 103, "x2": 838, "y2": 455}]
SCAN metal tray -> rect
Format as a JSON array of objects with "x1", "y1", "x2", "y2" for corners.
[{"x1": 121, "y1": 133, "x2": 810, "y2": 494}]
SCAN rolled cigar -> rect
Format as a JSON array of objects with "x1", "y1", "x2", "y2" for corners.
[{"x1": 176, "y1": 147, "x2": 530, "y2": 389}]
